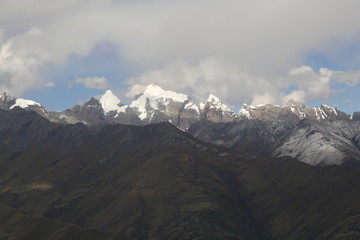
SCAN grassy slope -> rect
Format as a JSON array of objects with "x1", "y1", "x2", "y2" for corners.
[
  {"x1": 0, "y1": 204, "x2": 110, "y2": 240},
  {"x1": 230, "y1": 157, "x2": 360, "y2": 240},
  {"x1": 0, "y1": 121, "x2": 266, "y2": 239},
  {"x1": 1, "y1": 110, "x2": 360, "y2": 239}
]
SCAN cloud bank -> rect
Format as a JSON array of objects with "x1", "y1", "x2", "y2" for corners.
[
  {"x1": 0, "y1": 0, "x2": 360, "y2": 105},
  {"x1": 0, "y1": 29, "x2": 44, "y2": 95},
  {"x1": 126, "y1": 58, "x2": 360, "y2": 105}
]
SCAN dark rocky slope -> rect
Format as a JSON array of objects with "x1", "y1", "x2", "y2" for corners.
[
  {"x1": 0, "y1": 108, "x2": 360, "y2": 239},
  {"x1": 188, "y1": 119, "x2": 360, "y2": 166}
]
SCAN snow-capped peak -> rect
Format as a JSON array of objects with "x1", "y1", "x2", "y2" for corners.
[
  {"x1": 130, "y1": 84, "x2": 190, "y2": 120},
  {"x1": 207, "y1": 93, "x2": 221, "y2": 104},
  {"x1": 201, "y1": 93, "x2": 231, "y2": 112},
  {"x1": 141, "y1": 84, "x2": 189, "y2": 102},
  {"x1": 10, "y1": 98, "x2": 41, "y2": 109},
  {"x1": 100, "y1": 90, "x2": 126, "y2": 114}
]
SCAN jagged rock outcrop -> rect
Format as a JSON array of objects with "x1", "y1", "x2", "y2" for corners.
[
  {"x1": 199, "y1": 94, "x2": 235, "y2": 123},
  {"x1": 353, "y1": 112, "x2": 360, "y2": 121},
  {"x1": 0, "y1": 92, "x2": 16, "y2": 109},
  {"x1": 238, "y1": 99, "x2": 350, "y2": 124},
  {"x1": 188, "y1": 119, "x2": 360, "y2": 166}
]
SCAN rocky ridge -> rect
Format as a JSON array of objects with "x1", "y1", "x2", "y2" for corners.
[
  {"x1": 0, "y1": 85, "x2": 355, "y2": 130},
  {"x1": 238, "y1": 99, "x2": 350, "y2": 124},
  {"x1": 188, "y1": 119, "x2": 360, "y2": 166}
]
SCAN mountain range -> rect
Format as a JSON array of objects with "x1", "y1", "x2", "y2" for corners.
[
  {"x1": 1, "y1": 84, "x2": 360, "y2": 168},
  {"x1": 0, "y1": 84, "x2": 358, "y2": 128}
]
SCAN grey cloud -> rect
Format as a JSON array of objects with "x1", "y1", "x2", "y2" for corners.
[
  {"x1": 1, "y1": 0, "x2": 360, "y2": 99},
  {"x1": 0, "y1": 34, "x2": 43, "y2": 95},
  {"x1": 2, "y1": 0, "x2": 360, "y2": 69},
  {"x1": 127, "y1": 59, "x2": 360, "y2": 106}
]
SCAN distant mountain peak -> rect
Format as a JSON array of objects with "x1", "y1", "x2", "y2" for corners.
[
  {"x1": 201, "y1": 93, "x2": 231, "y2": 112},
  {"x1": 84, "y1": 97, "x2": 101, "y2": 107},
  {"x1": 206, "y1": 93, "x2": 221, "y2": 103},
  {"x1": 143, "y1": 83, "x2": 163, "y2": 95},
  {"x1": 10, "y1": 98, "x2": 41, "y2": 109},
  {"x1": 285, "y1": 99, "x2": 304, "y2": 107},
  {"x1": 141, "y1": 83, "x2": 189, "y2": 102},
  {"x1": 130, "y1": 84, "x2": 190, "y2": 121},
  {"x1": 99, "y1": 90, "x2": 124, "y2": 114}
]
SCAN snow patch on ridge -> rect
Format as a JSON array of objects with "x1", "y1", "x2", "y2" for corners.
[
  {"x1": 322, "y1": 104, "x2": 338, "y2": 116},
  {"x1": 10, "y1": 98, "x2": 41, "y2": 109},
  {"x1": 274, "y1": 127, "x2": 346, "y2": 166},
  {"x1": 239, "y1": 104, "x2": 251, "y2": 119},
  {"x1": 184, "y1": 101, "x2": 199, "y2": 113}
]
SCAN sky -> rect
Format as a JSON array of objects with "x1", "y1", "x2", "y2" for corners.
[{"x1": 1, "y1": 0, "x2": 360, "y2": 113}]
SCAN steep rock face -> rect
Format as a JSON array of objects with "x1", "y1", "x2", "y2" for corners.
[
  {"x1": 188, "y1": 119, "x2": 295, "y2": 157},
  {"x1": 130, "y1": 84, "x2": 190, "y2": 120},
  {"x1": 128, "y1": 87, "x2": 237, "y2": 128},
  {"x1": 238, "y1": 100, "x2": 350, "y2": 123},
  {"x1": 272, "y1": 120, "x2": 360, "y2": 166},
  {"x1": 200, "y1": 94, "x2": 235, "y2": 123},
  {"x1": 130, "y1": 84, "x2": 200, "y2": 129},
  {"x1": 0, "y1": 92, "x2": 16, "y2": 109},
  {"x1": 188, "y1": 119, "x2": 360, "y2": 166},
  {"x1": 353, "y1": 112, "x2": 360, "y2": 121},
  {"x1": 62, "y1": 97, "x2": 104, "y2": 124},
  {"x1": 61, "y1": 92, "x2": 142, "y2": 125}
]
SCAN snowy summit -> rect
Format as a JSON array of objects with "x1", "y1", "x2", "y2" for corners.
[
  {"x1": 10, "y1": 98, "x2": 41, "y2": 109},
  {"x1": 130, "y1": 84, "x2": 190, "y2": 120},
  {"x1": 200, "y1": 93, "x2": 231, "y2": 112}
]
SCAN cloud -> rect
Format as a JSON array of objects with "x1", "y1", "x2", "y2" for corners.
[
  {"x1": 126, "y1": 57, "x2": 273, "y2": 104},
  {"x1": 2, "y1": 1, "x2": 360, "y2": 69},
  {"x1": 0, "y1": 31, "x2": 44, "y2": 96},
  {"x1": 74, "y1": 76, "x2": 110, "y2": 89},
  {"x1": 322, "y1": 68, "x2": 360, "y2": 86},
  {"x1": 280, "y1": 66, "x2": 334, "y2": 104},
  {"x1": 282, "y1": 66, "x2": 360, "y2": 103},
  {"x1": 1, "y1": 0, "x2": 360, "y2": 100},
  {"x1": 46, "y1": 81, "x2": 56, "y2": 87},
  {"x1": 126, "y1": 58, "x2": 360, "y2": 106}
]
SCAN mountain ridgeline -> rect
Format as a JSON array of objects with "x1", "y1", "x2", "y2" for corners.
[
  {"x1": 0, "y1": 84, "x2": 356, "y2": 130},
  {"x1": 1, "y1": 84, "x2": 360, "y2": 167}
]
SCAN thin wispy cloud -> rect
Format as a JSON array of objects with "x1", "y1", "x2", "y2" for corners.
[{"x1": 74, "y1": 77, "x2": 110, "y2": 89}]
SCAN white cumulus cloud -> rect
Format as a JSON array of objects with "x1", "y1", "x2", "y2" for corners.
[
  {"x1": 1, "y1": 0, "x2": 360, "y2": 103},
  {"x1": 74, "y1": 76, "x2": 110, "y2": 89},
  {"x1": 0, "y1": 30, "x2": 44, "y2": 96},
  {"x1": 126, "y1": 59, "x2": 360, "y2": 106}
]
